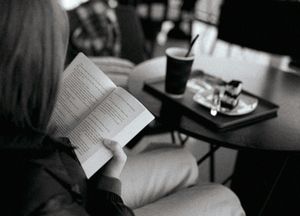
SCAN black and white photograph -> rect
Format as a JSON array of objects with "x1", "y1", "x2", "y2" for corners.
[{"x1": 1, "y1": 0, "x2": 300, "y2": 215}]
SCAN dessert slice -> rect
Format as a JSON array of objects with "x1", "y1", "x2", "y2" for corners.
[{"x1": 220, "y1": 80, "x2": 243, "y2": 109}]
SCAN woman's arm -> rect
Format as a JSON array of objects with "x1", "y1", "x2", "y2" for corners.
[
  {"x1": 87, "y1": 175, "x2": 134, "y2": 216},
  {"x1": 86, "y1": 139, "x2": 134, "y2": 215}
]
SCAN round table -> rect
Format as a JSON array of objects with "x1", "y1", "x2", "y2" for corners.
[{"x1": 128, "y1": 54, "x2": 300, "y2": 152}]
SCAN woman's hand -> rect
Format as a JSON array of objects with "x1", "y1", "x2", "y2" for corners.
[{"x1": 102, "y1": 139, "x2": 127, "y2": 179}]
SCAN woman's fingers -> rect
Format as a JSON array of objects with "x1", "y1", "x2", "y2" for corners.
[
  {"x1": 102, "y1": 139, "x2": 127, "y2": 178},
  {"x1": 103, "y1": 139, "x2": 127, "y2": 162}
]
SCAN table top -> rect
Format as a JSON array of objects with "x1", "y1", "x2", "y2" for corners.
[{"x1": 128, "y1": 55, "x2": 300, "y2": 152}]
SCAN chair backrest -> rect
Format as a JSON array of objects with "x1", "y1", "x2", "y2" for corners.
[
  {"x1": 115, "y1": 5, "x2": 147, "y2": 64},
  {"x1": 217, "y1": 0, "x2": 300, "y2": 58}
]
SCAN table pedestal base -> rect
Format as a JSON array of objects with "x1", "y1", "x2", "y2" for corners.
[{"x1": 231, "y1": 150, "x2": 300, "y2": 215}]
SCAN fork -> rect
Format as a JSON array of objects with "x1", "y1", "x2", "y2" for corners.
[{"x1": 210, "y1": 88, "x2": 221, "y2": 116}]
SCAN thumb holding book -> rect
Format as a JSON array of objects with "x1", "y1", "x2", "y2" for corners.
[{"x1": 102, "y1": 139, "x2": 127, "y2": 179}]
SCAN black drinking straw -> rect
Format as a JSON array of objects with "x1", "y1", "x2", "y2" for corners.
[{"x1": 185, "y1": 34, "x2": 199, "y2": 57}]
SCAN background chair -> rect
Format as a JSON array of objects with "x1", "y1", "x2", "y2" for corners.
[
  {"x1": 115, "y1": 5, "x2": 149, "y2": 64},
  {"x1": 216, "y1": 0, "x2": 300, "y2": 71}
]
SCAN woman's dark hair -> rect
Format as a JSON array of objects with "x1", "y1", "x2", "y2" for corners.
[{"x1": 0, "y1": 0, "x2": 69, "y2": 132}]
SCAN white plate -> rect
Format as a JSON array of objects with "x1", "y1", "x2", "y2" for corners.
[{"x1": 193, "y1": 90, "x2": 259, "y2": 116}]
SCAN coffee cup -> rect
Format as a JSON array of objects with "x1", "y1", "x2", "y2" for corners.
[{"x1": 165, "y1": 47, "x2": 194, "y2": 97}]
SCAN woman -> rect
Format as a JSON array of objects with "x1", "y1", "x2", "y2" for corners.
[
  {"x1": 0, "y1": 0, "x2": 245, "y2": 215},
  {"x1": 0, "y1": 0, "x2": 131, "y2": 215}
]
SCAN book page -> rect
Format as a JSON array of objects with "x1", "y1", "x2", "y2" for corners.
[
  {"x1": 68, "y1": 87, "x2": 154, "y2": 178},
  {"x1": 50, "y1": 53, "x2": 116, "y2": 136}
]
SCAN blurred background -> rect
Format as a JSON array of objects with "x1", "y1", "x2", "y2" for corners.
[{"x1": 58, "y1": 0, "x2": 300, "y2": 185}]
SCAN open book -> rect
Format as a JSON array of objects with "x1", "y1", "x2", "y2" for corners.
[{"x1": 50, "y1": 53, "x2": 154, "y2": 178}]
